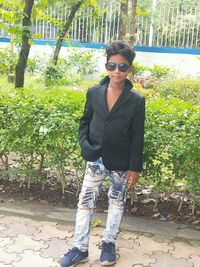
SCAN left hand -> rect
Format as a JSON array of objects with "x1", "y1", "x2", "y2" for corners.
[{"x1": 125, "y1": 171, "x2": 139, "y2": 189}]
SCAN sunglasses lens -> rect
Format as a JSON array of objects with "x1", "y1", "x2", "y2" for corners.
[
  {"x1": 105, "y1": 62, "x2": 116, "y2": 71},
  {"x1": 118, "y1": 63, "x2": 129, "y2": 72},
  {"x1": 105, "y1": 62, "x2": 129, "y2": 72}
]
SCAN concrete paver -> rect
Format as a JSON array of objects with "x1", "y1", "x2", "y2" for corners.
[
  {"x1": 169, "y1": 240, "x2": 200, "y2": 258},
  {"x1": 5, "y1": 234, "x2": 48, "y2": 253},
  {"x1": 188, "y1": 255, "x2": 200, "y2": 267},
  {"x1": 40, "y1": 238, "x2": 72, "y2": 259},
  {"x1": 150, "y1": 251, "x2": 193, "y2": 267},
  {"x1": 0, "y1": 200, "x2": 200, "y2": 267},
  {"x1": 13, "y1": 250, "x2": 57, "y2": 267},
  {"x1": 136, "y1": 234, "x2": 173, "y2": 254}
]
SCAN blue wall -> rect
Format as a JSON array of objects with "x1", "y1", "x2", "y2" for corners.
[{"x1": 1, "y1": 37, "x2": 200, "y2": 55}]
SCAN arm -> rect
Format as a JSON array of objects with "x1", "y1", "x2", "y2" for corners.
[
  {"x1": 78, "y1": 89, "x2": 93, "y2": 147},
  {"x1": 126, "y1": 96, "x2": 145, "y2": 188}
]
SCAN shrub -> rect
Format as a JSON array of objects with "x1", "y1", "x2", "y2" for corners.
[
  {"x1": 0, "y1": 85, "x2": 85, "y2": 192},
  {"x1": 143, "y1": 98, "x2": 200, "y2": 207},
  {"x1": 155, "y1": 77, "x2": 200, "y2": 105},
  {"x1": 0, "y1": 48, "x2": 17, "y2": 74},
  {"x1": 67, "y1": 49, "x2": 98, "y2": 78},
  {"x1": 151, "y1": 64, "x2": 170, "y2": 78},
  {"x1": 133, "y1": 62, "x2": 170, "y2": 78},
  {"x1": 132, "y1": 63, "x2": 171, "y2": 89},
  {"x1": 133, "y1": 62, "x2": 152, "y2": 76},
  {"x1": 44, "y1": 63, "x2": 65, "y2": 87},
  {"x1": 0, "y1": 80, "x2": 199, "y2": 208}
]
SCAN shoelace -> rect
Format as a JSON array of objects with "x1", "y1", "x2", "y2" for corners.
[
  {"x1": 100, "y1": 243, "x2": 115, "y2": 255},
  {"x1": 64, "y1": 247, "x2": 78, "y2": 256}
]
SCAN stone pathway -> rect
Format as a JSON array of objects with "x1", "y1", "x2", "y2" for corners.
[{"x1": 0, "y1": 213, "x2": 200, "y2": 267}]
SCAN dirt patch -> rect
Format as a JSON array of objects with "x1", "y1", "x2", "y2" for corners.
[{"x1": 0, "y1": 176, "x2": 200, "y2": 227}]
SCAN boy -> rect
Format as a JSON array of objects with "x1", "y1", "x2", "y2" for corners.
[{"x1": 59, "y1": 41, "x2": 145, "y2": 267}]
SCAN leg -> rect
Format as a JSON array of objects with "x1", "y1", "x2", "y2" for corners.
[
  {"x1": 102, "y1": 170, "x2": 128, "y2": 243},
  {"x1": 74, "y1": 158, "x2": 107, "y2": 251}
]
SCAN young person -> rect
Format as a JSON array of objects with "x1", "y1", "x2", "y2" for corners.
[{"x1": 59, "y1": 41, "x2": 145, "y2": 267}]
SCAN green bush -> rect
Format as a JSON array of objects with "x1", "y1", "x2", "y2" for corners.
[
  {"x1": 155, "y1": 77, "x2": 200, "y2": 105},
  {"x1": 151, "y1": 64, "x2": 170, "y2": 78},
  {"x1": 0, "y1": 48, "x2": 17, "y2": 74},
  {"x1": 0, "y1": 85, "x2": 86, "y2": 192},
  {"x1": 133, "y1": 62, "x2": 170, "y2": 78},
  {"x1": 133, "y1": 62, "x2": 152, "y2": 76},
  {"x1": 44, "y1": 64, "x2": 65, "y2": 87},
  {"x1": 67, "y1": 49, "x2": 98, "y2": 78},
  {"x1": 0, "y1": 81, "x2": 199, "y2": 207},
  {"x1": 132, "y1": 63, "x2": 171, "y2": 89},
  {"x1": 143, "y1": 98, "x2": 200, "y2": 206}
]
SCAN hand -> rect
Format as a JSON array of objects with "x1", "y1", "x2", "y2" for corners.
[{"x1": 125, "y1": 171, "x2": 139, "y2": 189}]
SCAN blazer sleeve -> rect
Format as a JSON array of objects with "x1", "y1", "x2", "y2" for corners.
[
  {"x1": 129, "y1": 96, "x2": 145, "y2": 172},
  {"x1": 78, "y1": 89, "x2": 93, "y2": 147}
]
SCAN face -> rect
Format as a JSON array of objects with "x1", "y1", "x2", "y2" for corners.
[{"x1": 105, "y1": 54, "x2": 133, "y2": 84}]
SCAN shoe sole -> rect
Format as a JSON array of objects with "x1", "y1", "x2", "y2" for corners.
[
  {"x1": 58, "y1": 257, "x2": 89, "y2": 267},
  {"x1": 101, "y1": 260, "x2": 116, "y2": 266}
]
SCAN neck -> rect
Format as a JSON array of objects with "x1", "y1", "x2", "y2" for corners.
[{"x1": 108, "y1": 80, "x2": 125, "y2": 91}]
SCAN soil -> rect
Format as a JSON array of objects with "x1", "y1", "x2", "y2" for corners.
[{"x1": 1, "y1": 174, "x2": 200, "y2": 227}]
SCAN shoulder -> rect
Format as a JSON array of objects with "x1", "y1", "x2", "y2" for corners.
[
  {"x1": 87, "y1": 84, "x2": 103, "y2": 96},
  {"x1": 130, "y1": 89, "x2": 145, "y2": 103}
]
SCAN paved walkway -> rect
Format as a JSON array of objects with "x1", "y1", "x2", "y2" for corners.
[{"x1": 0, "y1": 199, "x2": 200, "y2": 267}]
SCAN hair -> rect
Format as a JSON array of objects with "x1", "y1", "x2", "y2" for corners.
[{"x1": 106, "y1": 41, "x2": 136, "y2": 65}]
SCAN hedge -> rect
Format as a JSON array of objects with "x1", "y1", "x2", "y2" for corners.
[{"x1": 0, "y1": 84, "x2": 199, "y2": 209}]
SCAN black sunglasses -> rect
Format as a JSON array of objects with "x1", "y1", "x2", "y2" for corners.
[{"x1": 105, "y1": 62, "x2": 130, "y2": 72}]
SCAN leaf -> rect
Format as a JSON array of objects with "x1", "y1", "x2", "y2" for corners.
[
  {"x1": 91, "y1": 218, "x2": 102, "y2": 228},
  {"x1": 28, "y1": 38, "x2": 33, "y2": 45}
]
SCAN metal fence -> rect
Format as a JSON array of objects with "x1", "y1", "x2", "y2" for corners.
[{"x1": 1, "y1": 0, "x2": 200, "y2": 48}]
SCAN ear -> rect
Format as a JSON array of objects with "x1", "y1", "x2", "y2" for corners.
[{"x1": 128, "y1": 64, "x2": 133, "y2": 73}]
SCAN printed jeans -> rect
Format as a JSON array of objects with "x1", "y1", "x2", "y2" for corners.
[{"x1": 74, "y1": 158, "x2": 128, "y2": 251}]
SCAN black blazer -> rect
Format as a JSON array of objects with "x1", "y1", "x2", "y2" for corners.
[{"x1": 78, "y1": 76, "x2": 145, "y2": 172}]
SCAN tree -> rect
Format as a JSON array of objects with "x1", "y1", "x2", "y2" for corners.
[
  {"x1": 15, "y1": 0, "x2": 35, "y2": 88},
  {"x1": 51, "y1": 0, "x2": 103, "y2": 65},
  {"x1": 129, "y1": 0, "x2": 137, "y2": 45},
  {"x1": 52, "y1": 0, "x2": 83, "y2": 65},
  {"x1": 1, "y1": 0, "x2": 75, "y2": 87},
  {"x1": 118, "y1": 0, "x2": 137, "y2": 45},
  {"x1": 118, "y1": 0, "x2": 128, "y2": 40},
  {"x1": 118, "y1": 0, "x2": 152, "y2": 45}
]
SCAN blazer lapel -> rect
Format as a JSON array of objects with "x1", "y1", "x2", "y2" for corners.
[
  {"x1": 98, "y1": 83, "x2": 109, "y2": 115},
  {"x1": 98, "y1": 76, "x2": 133, "y2": 116},
  {"x1": 108, "y1": 87, "x2": 132, "y2": 116}
]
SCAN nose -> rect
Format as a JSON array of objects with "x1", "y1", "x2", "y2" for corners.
[{"x1": 114, "y1": 65, "x2": 120, "y2": 73}]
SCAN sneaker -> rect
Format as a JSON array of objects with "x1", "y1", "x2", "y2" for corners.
[
  {"x1": 59, "y1": 247, "x2": 88, "y2": 267},
  {"x1": 100, "y1": 242, "x2": 116, "y2": 266}
]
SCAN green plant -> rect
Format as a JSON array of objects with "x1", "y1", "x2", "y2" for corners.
[
  {"x1": 132, "y1": 62, "x2": 171, "y2": 89},
  {"x1": 44, "y1": 64, "x2": 65, "y2": 87},
  {"x1": 151, "y1": 64, "x2": 170, "y2": 78},
  {"x1": 26, "y1": 58, "x2": 38, "y2": 74},
  {"x1": 0, "y1": 48, "x2": 17, "y2": 74},
  {"x1": 133, "y1": 62, "x2": 170, "y2": 78},
  {"x1": 0, "y1": 83, "x2": 86, "y2": 192},
  {"x1": 0, "y1": 76, "x2": 199, "y2": 208},
  {"x1": 143, "y1": 98, "x2": 200, "y2": 209},
  {"x1": 68, "y1": 49, "x2": 98, "y2": 78},
  {"x1": 155, "y1": 77, "x2": 200, "y2": 105},
  {"x1": 133, "y1": 62, "x2": 152, "y2": 76}
]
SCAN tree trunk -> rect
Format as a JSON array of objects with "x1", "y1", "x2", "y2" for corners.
[
  {"x1": 118, "y1": 0, "x2": 128, "y2": 40},
  {"x1": 129, "y1": 0, "x2": 137, "y2": 45},
  {"x1": 52, "y1": 1, "x2": 83, "y2": 65},
  {"x1": 15, "y1": 0, "x2": 34, "y2": 88}
]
